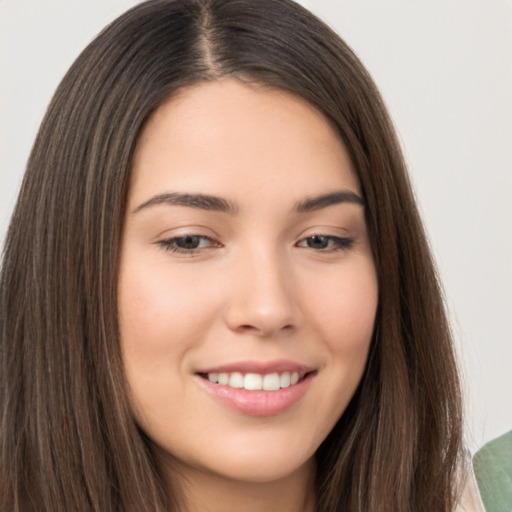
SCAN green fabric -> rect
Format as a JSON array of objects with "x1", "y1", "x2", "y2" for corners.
[{"x1": 473, "y1": 430, "x2": 512, "y2": 512}]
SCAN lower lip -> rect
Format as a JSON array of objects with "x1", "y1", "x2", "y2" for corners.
[{"x1": 196, "y1": 373, "x2": 314, "y2": 417}]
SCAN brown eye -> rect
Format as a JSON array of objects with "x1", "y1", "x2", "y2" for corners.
[
  {"x1": 157, "y1": 235, "x2": 220, "y2": 254},
  {"x1": 306, "y1": 235, "x2": 329, "y2": 249},
  {"x1": 297, "y1": 235, "x2": 354, "y2": 252},
  {"x1": 175, "y1": 235, "x2": 202, "y2": 250}
]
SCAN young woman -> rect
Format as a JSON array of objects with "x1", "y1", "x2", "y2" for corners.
[{"x1": 0, "y1": 1, "x2": 483, "y2": 511}]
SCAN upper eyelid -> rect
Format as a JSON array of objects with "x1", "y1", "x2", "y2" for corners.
[
  {"x1": 156, "y1": 231, "x2": 351, "y2": 242},
  {"x1": 298, "y1": 234, "x2": 350, "y2": 241},
  {"x1": 295, "y1": 230, "x2": 351, "y2": 242},
  {"x1": 153, "y1": 226, "x2": 218, "y2": 241},
  {"x1": 154, "y1": 226, "x2": 354, "y2": 244}
]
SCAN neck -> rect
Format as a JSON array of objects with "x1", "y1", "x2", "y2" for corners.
[{"x1": 157, "y1": 451, "x2": 316, "y2": 512}]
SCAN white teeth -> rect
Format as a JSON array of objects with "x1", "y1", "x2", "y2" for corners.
[
  {"x1": 244, "y1": 373, "x2": 263, "y2": 390},
  {"x1": 280, "y1": 372, "x2": 291, "y2": 388},
  {"x1": 204, "y1": 370, "x2": 307, "y2": 390},
  {"x1": 263, "y1": 373, "x2": 280, "y2": 391},
  {"x1": 218, "y1": 372, "x2": 229, "y2": 385},
  {"x1": 228, "y1": 372, "x2": 244, "y2": 388}
]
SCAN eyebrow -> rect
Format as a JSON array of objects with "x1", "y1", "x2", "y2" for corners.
[
  {"x1": 133, "y1": 192, "x2": 239, "y2": 214},
  {"x1": 133, "y1": 189, "x2": 364, "y2": 215},
  {"x1": 294, "y1": 190, "x2": 365, "y2": 212}
]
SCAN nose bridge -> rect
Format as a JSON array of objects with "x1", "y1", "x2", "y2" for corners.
[{"x1": 225, "y1": 240, "x2": 297, "y2": 335}]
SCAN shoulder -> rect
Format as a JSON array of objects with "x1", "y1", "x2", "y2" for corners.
[
  {"x1": 454, "y1": 468, "x2": 486, "y2": 512},
  {"x1": 473, "y1": 430, "x2": 512, "y2": 512}
]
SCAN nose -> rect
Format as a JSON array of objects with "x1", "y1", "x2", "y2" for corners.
[{"x1": 224, "y1": 247, "x2": 299, "y2": 337}]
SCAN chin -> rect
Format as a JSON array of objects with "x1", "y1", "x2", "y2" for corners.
[
  {"x1": 196, "y1": 451, "x2": 314, "y2": 485},
  {"x1": 151, "y1": 425, "x2": 318, "y2": 485}
]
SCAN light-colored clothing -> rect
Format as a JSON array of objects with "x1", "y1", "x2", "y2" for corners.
[{"x1": 455, "y1": 470, "x2": 487, "y2": 512}]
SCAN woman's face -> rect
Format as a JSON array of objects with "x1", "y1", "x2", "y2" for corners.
[{"x1": 118, "y1": 80, "x2": 378, "y2": 484}]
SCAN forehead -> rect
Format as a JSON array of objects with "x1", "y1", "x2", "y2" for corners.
[{"x1": 129, "y1": 79, "x2": 360, "y2": 207}]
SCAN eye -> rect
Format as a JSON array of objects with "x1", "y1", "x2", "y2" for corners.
[
  {"x1": 296, "y1": 235, "x2": 353, "y2": 252},
  {"x1": 157, "y1": 235, "x2": 220, "y2": 254}
]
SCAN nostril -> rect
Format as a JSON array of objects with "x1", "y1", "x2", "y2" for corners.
[
  {"x1": 236, "y1": 323, "x2": 294, "y2": 335},
  {"x1": 239, "y1": 324, "x2": 257, "y2": 331}
]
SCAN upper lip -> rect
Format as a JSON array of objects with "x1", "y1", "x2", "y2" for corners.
[{"x1": 196, "y1": 360, "x2": 316, "y2": 375}]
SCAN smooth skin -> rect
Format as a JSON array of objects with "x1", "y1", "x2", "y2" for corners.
[{"x1": 118, "y1": 79, "x2": 378, "y2": 512}]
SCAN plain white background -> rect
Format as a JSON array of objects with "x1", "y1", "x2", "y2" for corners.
[{"x1": 1, "y1": 0, "x2": 511, "y2": 452}]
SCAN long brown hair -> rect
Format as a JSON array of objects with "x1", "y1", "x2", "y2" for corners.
[{"x1": 0, "y1": 1, "x2": 464, "y2": 510}]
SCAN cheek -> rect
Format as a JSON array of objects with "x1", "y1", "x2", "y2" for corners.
[
  {"x1": 117, "y1": 258, "x2": 225, "y2": 419},
  {"x1": 117, "y1": 259, "x2": 221, "y2": 428},
  {"x1": 118, "y1": 260, "x2": 219, "y2": 353},
  {"x1": 312, "y1": 261, "x2": 378, "y2": 352},
  {"x1": 309, "y1": 260, "x2": 377, "y2": 410}
]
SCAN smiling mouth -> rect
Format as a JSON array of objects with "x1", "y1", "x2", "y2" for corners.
[
  {"x1": 196, "y1": 367, "x2": 316, "y2": 416},
  {"x1": 198, "y1": 371, "x2": 312, "y2": 391}
]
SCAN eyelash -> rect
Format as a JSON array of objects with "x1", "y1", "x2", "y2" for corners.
[
  {"x1": 296, "y1": 234, "x2": 354, "y2": 252},
  {"x1": 157, "y1": 235, "x2": 219, "y2": 254},
  {"x1": 157, "y1": 234, "x2": 353, "y2": 255}
]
